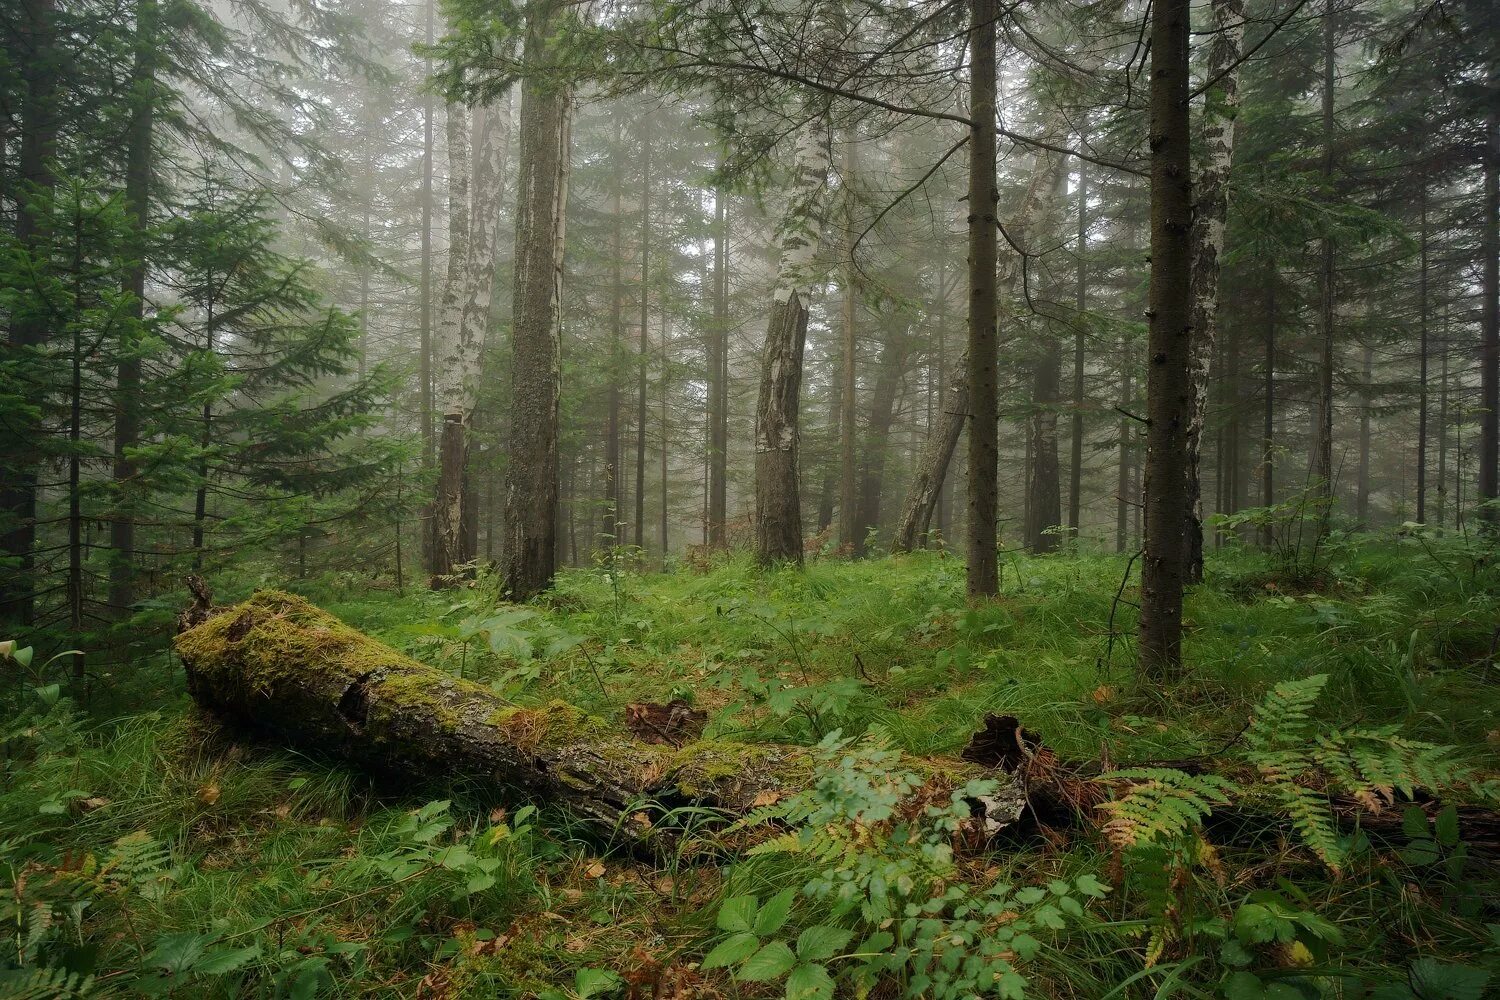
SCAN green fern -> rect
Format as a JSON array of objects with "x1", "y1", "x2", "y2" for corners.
[
  {"x1": 1098, "y1": 769, "x2": 1240, "y2": 850},
  {"x1": 0, "y1": 967, "x2": 99, "y2": 999}
]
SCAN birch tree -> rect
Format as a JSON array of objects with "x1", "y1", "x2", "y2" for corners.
[
  {"x1": 752, "y1": 114, "x2": 832, "y2": 566},
  {"x1": 1183, "y1": 0, "x2": 1246, "y2": 583}
]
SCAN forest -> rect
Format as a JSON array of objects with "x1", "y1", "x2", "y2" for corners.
[{"x1": 1, "y1": 0, "x2": 1498, "y2": 995}]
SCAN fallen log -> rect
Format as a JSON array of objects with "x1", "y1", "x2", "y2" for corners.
[{"x1": 175, "y1": 591, "x2": 1026, "y2": 845}]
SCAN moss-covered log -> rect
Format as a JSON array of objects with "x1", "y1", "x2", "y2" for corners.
[{"x1": 175, "y1": 591, "x2": 1025, "y2": 844}]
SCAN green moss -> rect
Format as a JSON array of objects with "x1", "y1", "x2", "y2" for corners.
[
  {"x1": 485, "y1": 700, "x2": 612, "y2": 753},
  {"x1": 668, "y1": 740, "x2": 813, "y2": 799},
  {"x1": 175, "y1": 590, "x2": 428, "y2": 696}
]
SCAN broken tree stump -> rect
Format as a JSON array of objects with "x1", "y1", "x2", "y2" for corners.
[{"x1": 175, "y1": 591, "x2": 1026, "y2": 844}]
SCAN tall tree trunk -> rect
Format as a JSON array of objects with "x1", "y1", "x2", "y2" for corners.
[
  {"x1": 660, "y1": 314, "x2": 670, "y2": 556},
  {"x1": 1437, "y1": 310, "x2": 1449, "y2": 528},
  {"x1": 890, "y1": 138, "x2": 1064, "y2": 554},
  {"x1": 752, "y1": 115, "x2": 831, "y2": 566},
  {"x1": 1067, "y1": 156, "x2": 1088, "y2": 539},
  {"x1": 1137, "y1": 0, "x2": 1193, "y2": 677},
  {"x1": 110, "y1": 0, "x2": 156, "y2": 617},
  {"x1": 431, "y1": 106, "x2": 472, "y2": 583},
  {"x1": 605, "y1": 118, "x2": 624, "y2": 550},
  {"x1": 965, "y1": 0, "x2": 1000, "y2": 596},
  {"x1": 1116, "y1": 333, "x2": 1133, "y2": 553},
  {"x1": 1225, "y1": 319, "x2": 1244, "y2": 520},
  {"x1": 1357, "y1": 344, "x2": 1373, "y2": 524},
  {"x1": 1, "y1": 0, "x2": 58, "y2": 626},
  {"x1": 1183, "y1": 0, "x2": 1246, "y2": 584},
  {"x1": 837, "y1": 141, "x2": 860, "y2": 553},
  {"x1": 1479, "y1": 22, "x2": 1499, "y2": 528},
  {"x1": 501, "y1": 14, "x2": 570, "y2": 601},
  {"x1": 67, "y1": 226, "x2": 84, "y2": 677},
  {"x1": 1261, "y1": 271, "x2": 1276, "y2": 547},
  {"x1": 1416, "y1": 175, "x2": 1429, "y2": 523},
  {"x1": 854, "y1": 323, "x2": 908, "y2": 549},
  {"x1": 418, "y1": 0, "x2": 436, "y2": 575},
  {"x1": 707, "y1": 179, "x2": 729, "y2": 547},
  {"x1": 635, "y1": 112, "x2": 652, "y2": 551},
  {"x1": 1025, "y1": 336, "x2": 1062, "y2": 553},
  {"x1": 935, "y1": 261, "x2": 951, "y2": 541},
  {"x1": 444, "y1": 94, "x2": 514, "y2": 575},
  {"x1": 1310, "y1": 0, "x2": 1338, "y2": 525}
]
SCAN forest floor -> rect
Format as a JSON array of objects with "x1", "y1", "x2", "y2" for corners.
[{"x1": 3, "y1": 536, "x2": 1498, "y2": 998}]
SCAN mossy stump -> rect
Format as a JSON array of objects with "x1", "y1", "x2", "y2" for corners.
[{"x1": 176, "y1": 591, "x2": 1024, "y2": 844}]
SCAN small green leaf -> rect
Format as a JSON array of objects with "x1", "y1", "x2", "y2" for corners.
[
  {"x1": 784, "y1": 962, "x2": 834, "y2": 1000},
  {"x1": 1434, "y1": 805, "x2": 1461, "y2": 848},
  {"x1": 754, "y1": 887, "x2": 796, "y2": 936},
  {"x1": 1409, "y1": 958, "x2": 1489, "y2": 1000},
  {"x1": 1222, "y1": 971, "x2": 1267, "y2": 1000},
  {"x1": 717, "y1": 894, "x2": 758, "y2": 933},
  {"x1": 738, "y1": 942, "x2": 796, "y2": 982},
  {"x1": 701, "y1": 932, "x2": 760, "y2": 970},
  {"x1": 794, "y1": 926, "x2": 851, "y2": 962},
  {"x1": 574, "y1": 967, "x2": 622, "y2": 999}
]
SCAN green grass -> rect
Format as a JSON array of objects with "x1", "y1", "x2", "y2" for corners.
[{"x1": 3, "y1": 534, "x2": 1496, "y2": 997}]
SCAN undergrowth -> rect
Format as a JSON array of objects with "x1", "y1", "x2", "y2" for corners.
[{"x1": 2, "y1": 530, "x2": 1497, "y2": 997}]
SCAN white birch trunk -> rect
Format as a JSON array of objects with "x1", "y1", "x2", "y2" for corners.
[
  {"x1": 753, "y1": 113, "x2": 833, "y2": 565},
  {"x1": 1184, "y1": 0, "x2": 1246, "y2": 582}
]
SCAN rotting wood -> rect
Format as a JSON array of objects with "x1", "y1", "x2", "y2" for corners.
[{"x1": 175, "y1": 590, "x2": 1027, "y2": 847}]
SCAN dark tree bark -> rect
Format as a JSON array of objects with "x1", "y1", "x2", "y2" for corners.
[
  {"x1": 1416, "y1": 175, "x2": 1429, "y2": 524},
  {"x1": 431, "y1": 107, "x2": 471, "y2": 582},
  {"x1": 176, "y1": 592, "x2": 1025, "y2": 845},
  {"x1": 109, "y1": 0, "x2": 156, "y2": 617},
  {"x1": 1261, "y1": 271, "x2": 1276, "y2": 547},
  {"x1": 418, "y1": 0, "x2": 436, "y2": 576},
  {"x1": 837, "y1": 147, "x2": 860, "y2": 554},
  {"x1": 1025, "y1": 338, "x2": 1062, "y2": 554},
  {"x1": 501, "y1": 14, "x2": 570, "y2": 601},
  {"x1": 635, "y1": 112, "x2": 652, "y2": 551},
  {"x1": 1357, "y1": 344, "x2": 1372, "y2": 524},
  {"x1": 1, "y1": 0, "x2": 58, "y2": 626},
  {"x1": 1067, "y1": 156, "x2": 1087, "y2": 539},
  {"x1": 854, "y1": 323, "x2": 908, "y2": 550},
  {"x1": 1137, "y1": 0, "x2": 1193, "y2": 676},
  {"x1": 707, "y1": 178, "x2": 729, "y2": 547},
  {"x1": 1437, "y1": 312, "x2": 1450, "y2": 528},
  {"x1": 1310, "y1": 0, "x2": 1338, "y2": 526},
  {"x1": 1479, "y1": 22, "x2": 1499, "y2": 529},
  {"x1": 890, "y1": 144, "x2": 1064, "y2": 555},
  {"x1": 965, "y1": 0, "x2": 1000, "y2": 596},
  {"x1": 605, "y1": 117, "x2": 624, "y2": 550},
  {"x1": 1116, "y1": 333, "x2": 1133, "y2": 554}
]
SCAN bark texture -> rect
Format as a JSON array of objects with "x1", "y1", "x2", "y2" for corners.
[
  {"x1": 175, "y1": 591, "x2": 1026, "y2": 843},
  {"x1": 1183, "y1": 0, "x2": 1245, "y2": 584},
  {"x1": 1138, "y1": 0, "x2": 1193, "y2": 677},
  {"x1": 109, "y1": 0, "x2": 156, "y2": 616},
  {"x1": 0, "y1": 0, "x2": 58, "y2": 625},
  {"x1": 1480, "y1": 16, "x2": 1499, "y2": 528},
  {"x1": 753, "y1": 116, "x2": 831, "y2": 566},
  {"x1": 964, "y1": 0, "x2": 1000, "y2": 596},
  {"x1": 890, "y1": 143, "x2": 1066, "y2": 554},
  {"x1": 706, "y1": 181, "x2": 729, "y2": 547},
  {"x1": 502, "y1": 35, "x2": 570, "y2": 601},
  {"x1": 435, "y1": 97, "x2": 512, "y2": 583}
]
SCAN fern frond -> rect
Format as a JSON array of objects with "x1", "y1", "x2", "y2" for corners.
[
  {"x1": 1245, "y1": 674, "x2": 1328, "y2": 752},
  {"x1": 1097, "y1": 769, "x2": 1239, "y2": 849},
  {"x1": 0, "y1": 967, "x2": 97, "y2": 999}
]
